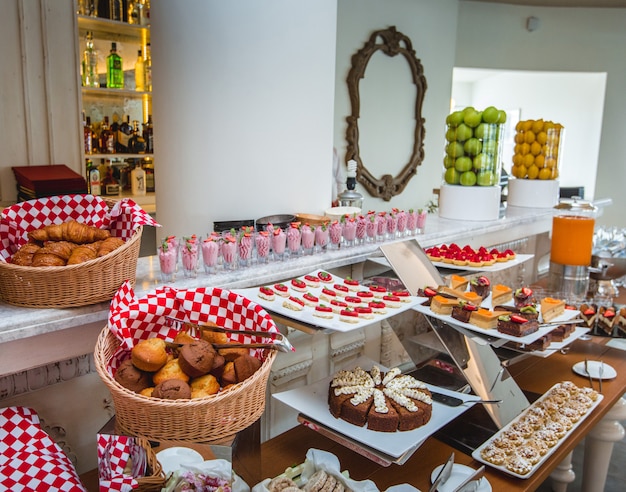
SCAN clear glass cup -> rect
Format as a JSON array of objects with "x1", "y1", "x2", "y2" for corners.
[
  {"x1": 181, "y1": 235, "x2": 199, "y2": 278},
  {"x1": 158, "y1": 241, "x2": 177, "y2": 283},
  {"x1": 406, "y1": 209, "x2": 418, "y2": 236},
  {"x1": 396, "y1": 210, "x2": 408, "y2": 237},
  {"x1": 365, "y1": 214, "x2": 376, "y2": 243},
  {"x1": 314, "y1": 223, "x2": 329, "y2": 253},
  {"x1": 375, "y1": 213, "x2": 386, "y2": 242},
  {"x1": 237, "y1": 227, "x2": 254, "y2": 268},
  {"x1": 356, "y1": 215, "x2": 367, "y2": 245},
  {"x1": 417, "y1": 210, "x2": 428, "y2": 234},
  {"x1": 386, "y1": 213, "x2": 398, "y2": 240},
  {"x1": 255, "y1": 230, "x2": 271, "y2": 264},
  {"x1": 328, "y1": 220, "x2": 343, "y2": 250},
  {"x1": 287, "y1": 223, "x2": 302, "y2": 257},
  {"x1": 300, "y1": 223, "x2": 315, "y2": 255},
  {"x1": 342, "y1": 216, "x2": 357, "y2": 248},
  {"x1": 272, "y1": 227, "x2": 287, "y2": 261},
  {"x1": 201, "y1": 236, "x2": 220, "y2": 274},
  {"x1": 221, "y1": 236, "x2": 238, "y2": 270}
]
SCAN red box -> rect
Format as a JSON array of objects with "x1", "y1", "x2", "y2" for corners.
[{"x1": 12, "y1": 164, "x2": 87, "y2": 199}]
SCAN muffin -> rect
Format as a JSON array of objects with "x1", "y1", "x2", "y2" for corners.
[
  {"x1": 131, "y1": 337, "x2": 168, "y2": 372},
  {"x1": 178, "y1": 339, "x2": 217, "y2": 378},
  {"x1": 152, "y1": 379, "x2": 192, "y2": 400},
  {"x1": 114, "y1": 359, "x2": 152, "y2": 393},
  {"x1": 152, "y1": 358, "x2": 190, "y2": 385}
]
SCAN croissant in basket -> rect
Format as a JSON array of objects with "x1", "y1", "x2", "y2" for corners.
[{"x1": 28, "y1": 220, "x2": 110, "y2": 244}]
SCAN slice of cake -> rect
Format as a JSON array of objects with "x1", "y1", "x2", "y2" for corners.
[
  {"x1": 493, "y1": 304, "x2": 540, "y2": 321},
  {"x1": 579, "y1": 303, "x2": 598, "y2": 328},
  {"x1": 497, "y1": 314, "x2": 539, "y2": 337},
  {"x1": 541, "y1": 297, "x2": 565, "y2": 323},
  {"x1": 451, "y1": 301, "x2": 478, "y2": 323},
  {"x1": 491, "y1": 284, "x2": 513, "y2": 305},
  {"x1": 597, "y1": 305, "x2": 617, "y2": 335},
  {"x1": 514, "y1": 287, "x2": 536, "y2": 309},
  {"x1": 470, "y1": 275, "x2": 490, "y2": 299},
  {"x1": 549, "y1": 324, "x2": 575, "y2": 342},
  {"x1": 458, "y1": 291, "x2": 484, "y2": 306},
  {"x1": 417, "y1": 286, "x2": 438, "y2": 306},
  {"x1": 430, "y1": 295, "x2": 459, "y2": 315},
  {"x1": 616, "y1": 307, "x2": 626, "y2": 336},
  {"x1": 469, "y1": 308, "x2": 501, "y2": 329},
  {"x1": 449, "y1": 274, "x2": 469, "y2": 291}
]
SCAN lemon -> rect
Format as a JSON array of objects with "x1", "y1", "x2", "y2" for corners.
[
  {"x1": 538, "y1": 167, "x2": 552, "y2": 180},
  {"x1": 524, "y1": 131, "x2": 536, "y2": 144},
  {"x1": 520, "y1": 142, "x2": 530, "y2": 155},
  {"x1": 516, "y1": 164, "x2": 528, "y2": 178},
  {"x1": 527, "y1": 165, "x2": 539, "y2": 179},
  {"x1": 522, "y1": 120, "x2": 533, "y2": 131},
  {"x1": 512, "y1": 153, "x2": 524, "y2": 166},
  {"x1": 545, "y1": 156, "x2": 558, "y2": 169},
  {"x1": 535, "y1": 154, "x2": 546, "y2": 167},
  {"x1": 536, "y1": 131, "x2": 548, "y2": 145},
  {"x1": 531, "y1": 119, "x2": 544, "y2": 133},
  {"x1": 514, "y1": 132, "x2": 525, "y2": 144},
  {"x1": 530, "y1": 141, "x2": 542, "y2": 156},
  {"x1": 523, "y1": 153, "x2": 535, "y2": 167}
]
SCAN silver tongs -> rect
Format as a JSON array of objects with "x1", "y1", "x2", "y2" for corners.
[{"x1": 164, "y1": 316, "x2": 295, "y2": 353}]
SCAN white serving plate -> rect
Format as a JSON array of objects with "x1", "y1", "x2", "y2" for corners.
[
  {"x1": 505, "y1": 326, "x2": 590, "y2": 358},
  {"x1": 413, "y1": 300, "x2": 581, "y2": 345},
  {"x1": 233, "y1": 270, "x2": 421, "y2": 333},
  {"x1": 572, "y1": 360, "x2": 617, "y2": 380},
  {"x1": 368, "y1": 253, "x2": 534, "y2": 274},
  {"x1": 273, "y1": 358, "x2": 480, "y2": 459},
  {"x1": 156, "y1": 447, "x2": 204, "y2": 475},
  {"x1": 472, "y1": 382, "x2": 603, "y2": 479}
]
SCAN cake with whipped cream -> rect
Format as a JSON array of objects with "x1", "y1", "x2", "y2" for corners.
[{"x1": 328, "y1": 366, "x2": 433, "y2": 432}]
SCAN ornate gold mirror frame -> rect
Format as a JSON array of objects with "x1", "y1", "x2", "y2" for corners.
[{"x1": 346, "y1": 26, "x2": 427, "y2": 201}]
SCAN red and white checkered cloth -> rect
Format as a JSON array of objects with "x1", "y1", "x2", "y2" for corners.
[
  {"x1": 0, "y1": 406, "x2": 86, "y2": 491},
  {"x1": 97, "y1": 434, "x2": 147, "y2": 492},
  {"x1": 106, "y1": 281, "x2": 279, "y2": 375},
  {"x1": 0, "y1": 194, "x2": 159, "y2": 261}
]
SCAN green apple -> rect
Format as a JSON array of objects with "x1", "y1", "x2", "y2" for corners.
[
  {"x1": 446, "y1": 111, "x2": 464, "y2": 127},
  {"x1": 444, "y1": 167, "x2": 461, "y2": 184},
  {"x1": 474, "y1": 123, "x2": 497, "y2": 140},
  {"x1": 473, "y1": 152, "x2": 494, "y2": 171},
  {"x1": 476, "y1": 171, "x2": 496, "y2": 186},
  {"x1": 482, "y1": 139, "x2": 497, "y2": 154},
  {"x1": 445, "y1": 127, "x2": 457, "y2": 142},
  {"x1": 463, "y1": 109, "x2": 482, "y2": 128},
  {"x1": 455, "y1": 123, "x2": 473, "y2": 142},
  {"x1": 464, "y1": 138, "x2": 482, "y2": 156},
  {"x1": 459, "y1": 171, "x2": 477, "y2": 186},
  {"x1": 482, "y1": 106, "x2": 500, "y2": 124},
  {"x1": 446, "y1": 141, "x2": 464, "y2": 158},
  {"x1": 443, "y1": 155, "x2": 456, "y2": 169},
  {"x1": 455, "y1": 156, "x2": 473, "y2": 172},
  {"x1": 497, "y1": 110, "x2": 507, "y2": 123}
]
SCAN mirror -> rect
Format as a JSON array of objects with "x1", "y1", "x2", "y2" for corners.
[{"x1": 346, "y1": 26, "x2": 427, "y2": 201}]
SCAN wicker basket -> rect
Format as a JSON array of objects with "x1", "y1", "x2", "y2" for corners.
[
  {"x1": 135, "y1": 436, "x2": 167, "y2": 492},
  {"x1": 0, "y1": 226, "x2": 142, "y2": 308},
  {"x1": 95, "y1": 326, "x2": 277, "y2": 443}
]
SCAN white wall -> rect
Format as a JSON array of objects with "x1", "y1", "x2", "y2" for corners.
[
  {"x1": 334, "y1": 0, "x2": 459, "y2": 213},
  {"x1": 455, "y1": 1, "x2": 626, "y2": 227},
  {"x1": 453, "y1": 70, "x2": 607, "y2": 199}
]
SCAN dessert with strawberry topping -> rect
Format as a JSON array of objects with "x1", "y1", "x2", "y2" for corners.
[
  {"x1": 391, "y1": 290, "x2": 412, "y2": 302},
  {"x1": 291, "y1": 278, "x2": 307, "y2": 292},
  {"x1": 369, "y1": 284, "x2": 388, "y2": 298},
  {"x1": 320, "y1": 287, "x2": 337, "y2": 302},
  {"x1": 313, "y1": 304, "x2": 334, "y2": 319},
  {"x1": 345, "y1": 295, "x2": 362, "y2": 308},
  {"x1": 317, "y1": 271, "x2": 333, "y2": 283},
  {"x1": 369, "y1": 300, "x2": 387, "y2": 314},
  {"x1": 283, "y1": 295, "x2": 305, "y2": 311},
  {"x1": 514, "y1": 287, "x2": 536, "y2": 308},
  {"x1": 355, "y1": 306, "x2": 374, "y2": 319},
  {"x1": 417, "y1": 286, "x2": 438, "y2": 306},
  {"x1": 274, "y1": 283, "x2": 290, "y2": 297},
  {"x1": 470, "y1": 276, "x2": 491, "y2": 299},
  {"x1": 339, "y1": 309, "x2": 360, "y2": 323},
  {"x1": 451, "y1": 301, "x2": 479, "y2": 323},
  {"x1": 344, "y1": 277, "x2": 361, "y2": 291},
  {"x1": 597, "y1": 305, "x2": 617, "y2": 335},
  {"x1": 579, "y1": 303, "x2": 598, "y2": 328},
  {"x1": 497, "y1": 314, "x2": 539, "y2": 337},
  {"x1": 302, "y1": 292, "x2": 320, "y2": 307},
  {"x1": 303, "y1": 274, "x2": 321, "y2": 288},
  {"x1": 330, "y1": 299, "x2": 348, "y2": 313},
  {"x1": 258, "y1": 286, "x2": 275, "y2": 302},
  {"x1": 383, "y1": 295, "x2": 402, "y2": 308},
  {"x1": 356, "y1": 290, "x2": 374, "y2": 301},
  {"x1": 333, "y1": 283, "x2": 350, "y2": 297}
]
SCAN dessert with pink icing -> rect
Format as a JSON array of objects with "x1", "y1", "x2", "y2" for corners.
[
  {"x1": 201, "y1": 236, "x2": 219, "y2": 273},
  {"x1": 181, "y1": 235, "x2": 199, "y2": 277},
  {"x1": 416, "y1": 209, "x2": 427, "y2": 233},
  {"x1": 301, "y1": 223, "x2": 315, "y2": 255},
  {"x1": 329, "y1": 220, "x2": 343, "y2": 249},
  {"x1": 287, "y1": 223, "x2": 302, "y2": 256},
  {"x1": 376, "y1": 213, "x2": 386, "y2": 241},
  {"x1": 255, "y1": 230, "x2": 270, "y2": 263},
  {"x1": 158, "y1": 239, "x2": 177, "y2": 282},
  {"x1": 366, "y1": 214, "x2": 376, "y2": 242},
  {"x1": 237, "y1": 227, "x2": 254, "y2": 266},
  {"x1": 342, "y1": 215, "x2": 357, "y2": 247},
  {"x1": 315, "y1": 223, "x2": 329, "y2": 252},
  {"x1": 272, "y1": 227, "x2": 287, "y2": 260},
  {"x1": 407, "y1": 209, "x2": 418, "y2": 235},
  {"x1": 386, "y1": 212, "x2": 398, "y2": 239},
  {"x1": 356, "y1": 215, "x2": 367, "y2": 244},
  {"x1": 396, "y1": 209, "x2": 407, "y2": 236},
  {"x1": 221, "y1": 236, "x2": 237, "y2": 269}
]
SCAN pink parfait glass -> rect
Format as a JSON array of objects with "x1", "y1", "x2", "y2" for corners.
[
  {"x1": 356, "y1": 215, "x2": 367, "y2": 245},
  {"x1": 287, "y1": 222, "x2": 302, "y2": 257},
  {"x1": 376, "y1": 212, "x2": 386, "y2": 242},
  {"x1": 158, "y1": 239, "x2": 177, "y2": 282},
  {"x1": 396, "y1": 209, "x2": 408, "y2": 237},
  {"x1": 201, "y1": 236, "x2": 219, "y2": 274},
  {"x1": 181, "y1": 235, "x2": 199, "y2": 278},
  {"x1": 314, "y1": 222, "x2": 329, "y2": 253},
  {"x1": 342, "y1": 215, "x2": 357, "y2": 248},
  {"x1": 407, "y1": 209, "x2": 418, "y2": 236},
  {"x1": 301, "y1": 223, "x2": 315, "y2": 255},
  {"x1": 417, "y1": 209, "x2": 428, "y2": 234},
  {"x1": 386, "y1": 212, "x2": 398, "y2": 240},
  {"x1": 329, "y1": 220, "x2": 343, "y2": 250},
  {"x1": 221, "y1": 235, "x2": 237, "y2": 270},
  {"x1": 255, "y1": 230, "x2": 271, "y2": 264},
  {"x1": 165, "y1": 235, "x2": 180, "y2": 270},
  {"x1": 237, "y1": 226, "x2": 254, "y2": 268},
  {"x1": 366, "y1": 213, "x2": 377, "y2": 243},
  {"x1": 272, "y1": 227, "x2": 287, "y2": 261}
]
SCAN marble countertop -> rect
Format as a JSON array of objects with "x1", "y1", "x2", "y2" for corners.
[{"x1": 0, "y1": 205, "x2": 554, "y2": 345}]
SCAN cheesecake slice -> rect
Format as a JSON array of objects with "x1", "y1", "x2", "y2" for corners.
[
  {"x1": 491, "y1": 284, "x2": 513, "y2": 305},
  {"x1": 469, "y1": 308, "x2": 501, "y2": 329},
  {"x1": 430, "y1": 295, "x2": 459, "y2": 315},
  {"x1": 540, "y1": 297, "x2": 565, "y2": 323},
  {"x1": 449, "y1": 274, "x2": 469, "y2": 291}
]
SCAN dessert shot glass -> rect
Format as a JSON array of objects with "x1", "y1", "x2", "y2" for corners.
[
  {"x1": 201, "y1": 235, "x2": 220, "y2": 274},
  {"x1": 386, "y1": 212, "x2": 398, "y2": 240},
  {"x1": 366, "y1": 214, "x2": 377, "y2": 243},
  {"x1": 255, "y1": 230, "x2": 271, "y2": 264},
  {"x1": 356, "y1": 215, "x2": 368, "y2": 245},
  {"x1": 301, "y1": 223, "x2": 315, "y2": 255},
  {"x1": 342, "y1": 215, "x2": 357, "y2": 248},
  {"x1": 158, "y1": 239, "x2": 177, "y2": 283},
  {"x1": 221, "y1": 235, "x2": 238, "y2": 270},
  {"x1": 181, "y1": 235, "x2": 199, "y2": 278},
  {"x1": 237, "y1": 227, "x2": 254, "y2": 268},
  {"x1": 375, "y1": 213, "x2": 386, "y2": 242},
  {"x1": 407, "y1": 209, "x2": 418, "y2": 236},
  {"x1": 314, "y1": 223, "x2": 329, "y2": 253},
  {"x1": 417, "y1": 210, "x2": 428, "y2": 234},
  {"x1": 396, "y1": 209, "x2": 408, "y2": 237},
  {"x1": 287, "y1": 222, "x2": 302, "y2": 257},
  {"x1": 272, "y1": 227, "x2": 287, "y2": 261},
  {"x1": 328, "y1": 220, "x2": 343, "y2": 250}
]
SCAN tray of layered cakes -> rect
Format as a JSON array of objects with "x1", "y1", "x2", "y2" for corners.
[
  {"x1": 424, "y1": 243, "x2": 534, "y2": 272},
  {"x1": 413, "y1": 277, "x2": 585, "y2": 349},
  {"x1": 472, "y1": 381, "x2": 603, "y2": 478},
  {"x1": 273, "y1": 357, "x2": 481, "y2": 459},
  {"x1": 233, "y1": 270, "x2": 422, "y2": 333}
]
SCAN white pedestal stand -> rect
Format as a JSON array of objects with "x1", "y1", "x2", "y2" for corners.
[
  {"x1": 507, "y1": 178, "x2": 560, "y2": 208},
  {"x1": 438, "y1": 184, "x2": 501, "y2": 221}
]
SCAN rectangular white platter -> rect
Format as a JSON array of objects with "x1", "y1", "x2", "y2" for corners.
[
  {"x1": 503, "y1": 326, "x2": 591, "y2": 358},
  {"x1": 273, "y1": 358, "x2": 480, "y2": 459},
  {"x1": 413, "y1": 300, "x2": 581, "y2": 345},
  {"x1": 472, "y1": 382, "x2": 603, "y2": 479},
  {"x1": 368, "y1": 253, "x2": 534, "y2": 273},
  {"x1": 232, "y1": 270, "x2": 422, "y2": 333}
]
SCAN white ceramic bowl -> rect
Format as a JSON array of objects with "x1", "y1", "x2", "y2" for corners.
[{"x1": 324, "y1": 206, "x2": 361, "y2": 221}]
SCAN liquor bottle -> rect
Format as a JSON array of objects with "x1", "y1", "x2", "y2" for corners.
[
  {"x1": 77, "y1": 0, "x2": 97, "y2": 16},
  {"x1": 142, "y1": 115, "x2": 153, "y2": 153},
  {"x1": 88, "y1": 160, "x2": 101, "y2": 196},
  {"x1": 127, "y1": 0, "x2": 144, "y2": 25},
  {"x1": 81, "y1": 32, "x2": 99, "y2": 88},
  {"x1": 144, "y1": 43, "x2": 152, "y2": 92},
  {"x1": 128, "y1": 120, "x2": 146, "y2": 153},
  {"x1": 106, "y1": 42, "x2": 124, "y2": 89},
  {"x1": 108, "y1": 0, "x2": 122, "y2": 21},
  {"x1": 140, "y1": 0, "x2": 149, "y2": 26},
  {"x1": 84, "y1": 114, "x2": 94, "y2": 154},
  {"x1": 100, "y1": 116, "x2": 116, "y2": 154},
  {"x1": 134, "y1": 50, "x2": 145, "y2": 91},
  {"x1": 130, "y1": 161, "x2": 146, "y2": 196},
  {"x1": 142, "y1": 158, "x2": 155, "y2": 192},
  {"x1": 117, "y1": 115, "x2": 133, "y2": 153}
]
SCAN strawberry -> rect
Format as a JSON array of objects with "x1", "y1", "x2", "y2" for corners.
[
  {"x1": 321, "y1": 288, "x2": 336, "y2": 297},
  {"x1": 370, "y1": 285, "x2": 387, "y2": 293},
  {"x1": 334, "y1": 284, "x2": 349, "y2": 292},
  {"x1": 392, "y1": 290, "x2": 410, "y2": 297},
  {"x1": 344, "y1": 278, "x2": 360, "y2": 286},
  {"x1": 291, "y1": 279, "x2": 306, "y2": 288},
  {"x1": 304, "y1": 275, "x2": 319, "y2": 282},
  {"x1": 510, "y1": 314, "x2": 528, "y2": 324},
  {"x1": 331, "y1": 300, "x2": 348, "y2": 307},
  {"x1": 340, "y1": 309, "x2": 358, "y2": 317},
  {"x1": 318, "y1": 271, "x2": 333, "y2": 282},
  {"x1": 356, "y1": 291, "x2": 374, "y2": 298},
  {"x1": 315, "y1": 305, "x2": 332, "y2": 312},
  {"x1": 345, "y1": 296, "x2": 361, "y2": 304},
  {"x1": 604, "y1": 308, "x2": 616, "y2": 318},
  {"x1": 260, "y1": 287, "x2": 274, "y2": 295},
  {"x1": 304, "y1": 293, "x2": 318, "y2": 302},
  {"x1": 274, "y1": 283, "x2": 288, "y2": 292},
  {"x1": 288, "y1": 296, "x2": 304, "y2": 306},
  {"x1": 355, "y1": 306, "x2": 373, "y2": 314},
  {"x1": 490, "y1": 248, "x2": 500, "y2": 255},
  {"x1": 424, "y1": 287, "x2": 437, "y2": 297},
  {"x1": 369, "y1": 301, "x2": 386, "y2": 308},
  {"x1": 463, "y1": 303, "x2": 478, "y2": 312}
]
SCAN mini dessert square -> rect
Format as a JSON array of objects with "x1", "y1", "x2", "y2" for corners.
[
  {"x1": 579, "y1": 303, "x2": 598, "y2": 327},
  {"x1": 430, "y1": 295, "x2": 459, "y2": 315},
  {"x1": 469, "y1": 308, "x2": 501, "y2": 329},
  {"x1": 449, "y1": 274, "x2": 469, "y2": 291},
  {"x1": 497, "y1": 314, "x2": 539, "y2": 337},
  {"x1": 470, "y1": 275, "x2": 490, "y2": 299},
  {"x1": 491, "y1": 284, "x2": 513, "y2": 305},
  {"x1": 540, "y1": 297, "x2": 565, "y2": 322},
  {"x1": 597, "y1": 305, "x2": 617, "y2": 335},
  {"x1": 514, "y1": 287, "x2": 536, "y2": 308},
  {"x1": 451, "y1": 301, "x2": 479, "y2": 323},
  {"x1": 549, "y1": 324, "x2": 575, "y2": 342}
]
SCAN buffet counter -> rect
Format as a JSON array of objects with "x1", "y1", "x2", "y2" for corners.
[{"x1": 0, "y1": 204, "x2": 554, "y2": 377}]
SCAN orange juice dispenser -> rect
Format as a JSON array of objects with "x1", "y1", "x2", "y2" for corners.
[{"x1": 548, "y1": 198, "x2": 597, "y2": 299}]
